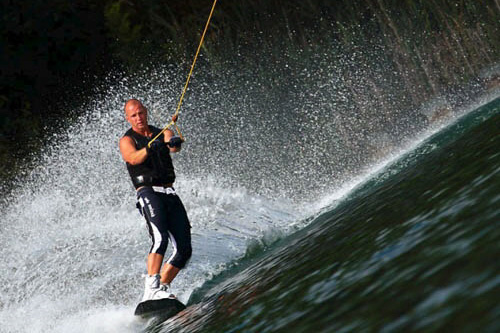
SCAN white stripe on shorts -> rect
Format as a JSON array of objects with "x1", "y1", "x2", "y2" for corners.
[
  {"x1": 166, "y1": 231, "x2": 178, "y2": 264},
  {"x1": 150, "y1": 222, "x2": 163, "y2": 253}
]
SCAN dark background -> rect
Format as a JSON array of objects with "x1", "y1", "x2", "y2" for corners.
[{"x1": 1, "y1": 0, "x2": 498, "y2": 178}]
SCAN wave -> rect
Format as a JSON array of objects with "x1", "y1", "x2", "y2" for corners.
[
  {"x1": 0, "y1": 32, "x2": 498, "y2": 333},
  {"x1": 157, "y1": 97, "x2": 500, "y2": 333}
]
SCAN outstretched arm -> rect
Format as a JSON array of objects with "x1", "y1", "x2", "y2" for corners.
[{"x1": 120, "y1": 136, "x2": 148, "y2": 165}]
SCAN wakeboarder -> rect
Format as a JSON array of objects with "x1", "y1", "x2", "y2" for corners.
[{"x1": 119, "y1": 98, "x2": 192, "y2": 304}]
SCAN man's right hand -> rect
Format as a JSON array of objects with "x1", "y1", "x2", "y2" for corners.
[{"x1": 148, "y1": 139, "x2": 165, "y2": 153}]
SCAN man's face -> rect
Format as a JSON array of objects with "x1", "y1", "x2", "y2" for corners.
[{"x1": 126, "y1": 103, "x2": 148, "y2": 131}]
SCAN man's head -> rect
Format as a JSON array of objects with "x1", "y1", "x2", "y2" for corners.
[{"x1": 125, "y1": 99, "x2": 148, "y2": 131}]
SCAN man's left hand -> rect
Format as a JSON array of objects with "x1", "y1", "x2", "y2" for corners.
[{"x1": 167, "y1": 136, "x2": 183, "y2": 148}]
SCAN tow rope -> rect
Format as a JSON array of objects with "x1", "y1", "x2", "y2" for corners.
[{"x1": 149, "y1": 0, "x2": 218, "y2": 147}]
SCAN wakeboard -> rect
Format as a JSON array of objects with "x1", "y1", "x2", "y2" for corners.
[{"x1": 134, "y1": 298, "x2": 186, "y2": 320}]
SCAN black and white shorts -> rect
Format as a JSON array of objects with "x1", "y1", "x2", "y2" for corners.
[{"x1": 136, "y1": 186, "x2": 192, "y2": 268}]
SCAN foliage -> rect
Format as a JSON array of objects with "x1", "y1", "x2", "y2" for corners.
[
  {"x1": 0, "y1": 0, "x2": 498, "y2": 180},
  {"x1": 0, "y1": 0, "x2": 108, "y2": 178}
]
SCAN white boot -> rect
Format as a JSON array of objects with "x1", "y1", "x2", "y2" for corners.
[
  {"x1": 155, "y1": 283, "x2": 176, "y2": 300},
  {"x1": 142, "y1": 274, "x2": 176, "y2": 301},
  {"x1": 142, "y1": 274, "x2": 161, "y2": 302}
]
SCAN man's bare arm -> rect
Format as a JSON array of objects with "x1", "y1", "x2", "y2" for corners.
[
  {"x1": 164, "y1": 129, "x2": 182, "y2": 153},
  {"x1": 120, "y1": 136, "x2": 148, "y2": 165}
]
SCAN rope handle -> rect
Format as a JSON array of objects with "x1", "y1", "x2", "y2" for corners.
[{"x1": 148, "y1": 0, "x2": 218, "y2": 147}]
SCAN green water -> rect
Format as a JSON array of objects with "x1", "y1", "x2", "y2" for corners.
[{"x1": 156, "y1": 98, "x2": 499, "y2": 332}]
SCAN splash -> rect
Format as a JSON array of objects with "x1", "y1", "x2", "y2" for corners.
[{"x1": 0, "y1": 33, "x2": 498, "y2": 333}]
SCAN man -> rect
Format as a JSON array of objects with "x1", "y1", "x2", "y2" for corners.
[{"x1": 119, "y1": 98, "x2": 192, "y2": 301}]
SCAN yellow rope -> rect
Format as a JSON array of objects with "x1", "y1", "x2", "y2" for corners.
[{"x1": 149, "y1": 0, "x2": 218, "y2": 146}]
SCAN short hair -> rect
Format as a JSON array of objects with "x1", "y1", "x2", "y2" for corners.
[{"x1": 125, "y1": 98, "x2": 142, "y2": 110}]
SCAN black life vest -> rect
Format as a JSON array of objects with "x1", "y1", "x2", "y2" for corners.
[{"x1": 123, "y1": 126, "x2": 176, "y2": 188}]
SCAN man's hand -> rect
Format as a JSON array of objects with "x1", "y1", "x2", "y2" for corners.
[
  {"x1": 167, "y1": 136, "x2": 183, "y2": 148},
  {"x1": 172, "y1": 114, "x2": 178, "y2": 122},
  {"x1": 148, "y1": 139, "x2": 165, "y2": 153}
]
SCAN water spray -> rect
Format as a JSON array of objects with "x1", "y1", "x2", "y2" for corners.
[{"x1": 148, "y1": 0, "x2": 218, "y2": 147}]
